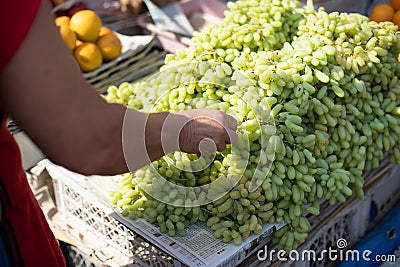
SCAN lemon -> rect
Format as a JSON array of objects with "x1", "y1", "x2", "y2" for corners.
[
  {"x1": 96, "y1": 33, "x2": 122, "y2": 61},
  {"x1": 75, "y1": 39, "x2": 84, "y2": 48},
  {"x1": 73, "y1": 43, "x2": 103, "y2": 72},
  {"x1": 69, "y1": 10, "x2": 102, "y2": 42},
  {"x1": 55, "y1": 16, "x2": 70, "y2": 27},
  {"x1": 99, "y1": 26, "x2": 113, "y2": 37},
  {"x1": 59, "y1": 24, "x2": 77, "y2": 51}
]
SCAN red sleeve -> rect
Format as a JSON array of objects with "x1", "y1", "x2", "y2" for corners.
[{"x1": 0, "y1": 0, "x2": 42, "y2": 72}]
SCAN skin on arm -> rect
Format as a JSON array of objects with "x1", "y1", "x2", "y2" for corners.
[
  {"x1": 0, "y1": 1, "x2": 237, "y2": 176},
  {"x1": 123, "y1": 108, "x2": 238, "y2": 172}
]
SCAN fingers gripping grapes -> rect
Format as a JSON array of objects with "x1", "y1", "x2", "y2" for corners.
[{"x1": 178, "y1": 109, "x2": 239, "y2": 155}]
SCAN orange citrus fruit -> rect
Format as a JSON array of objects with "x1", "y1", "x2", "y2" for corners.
[
  {"x1": 370, "y1": 3, "x2": 395, "y2": 22},
  {"x1": 55, "y1": 16, "x2": 70, "y2": 27},
  {"x1": 96, "y1": 33, "x2": 122, "y2": 61},
  {"x1": 391, "y1": 0, "x2": 400, "y2": 10},
  {"x1": 73, "y1": 42, "x2": 103, "y2": 72},
  {"x1": 393, "y1": 10, "x2": 400, "y2": 28},
  {"x1": 99, "y1": 26, "x2": 113, "y2": 37},
  {"x1": 75, "y1": 39, "x2": 84, "y2": 48},
  {"x1": 59, "y1": 24, "x2": 77, "y2": 51},
  {"x1": 69, "y1": 10, "x2": 102, "y2": 42}
]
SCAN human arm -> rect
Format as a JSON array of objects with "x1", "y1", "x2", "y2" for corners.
[{"x1": 0, "y1": 0, "x2": 237, "y2": 175}]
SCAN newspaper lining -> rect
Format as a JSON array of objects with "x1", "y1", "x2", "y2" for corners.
[{"x1": 114, "y1": 213, "x2": 282, "y2": 267}]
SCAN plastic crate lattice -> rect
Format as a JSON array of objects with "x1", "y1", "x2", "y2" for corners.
[{"x1": 55, "y1": 180, "x2": 134, "y2": 264}]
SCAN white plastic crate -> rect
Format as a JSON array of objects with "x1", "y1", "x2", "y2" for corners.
[
  {"x1": 47, "y1": 161, "x2": 183, "y2": 267},
  {"x1": 129, "y1": 235, "x2": 182, "y2": 267},
  {"x1": 61, "y1": 241, "x2": 101, "y2": 267},
  {"x1": 365, "y1": 164, "x2": 400, "y2": 230},
  {"x1": 54, "y1": 178, "x2": 135, "y2": 266}
]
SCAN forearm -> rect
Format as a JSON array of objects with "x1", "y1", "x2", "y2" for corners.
[
  {"x1": 49, "y1": 98, "x2": 129, "y2": 175},
  {"x1": 122, "y1": 109, "x2": 186, "y2": 172},
  {"x1": 2, "y1": 79, "x2": 130, "y2": 175},
  {"x1": 55, "y1": 102, "x2": 175, "y2": 175}
]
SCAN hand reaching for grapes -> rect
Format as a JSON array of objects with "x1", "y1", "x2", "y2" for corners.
[
  {"x1": 160, "y1": 109, "x2": 238, "y2": 156},
  {"x1": 178, "y1": 109, "x2": 238, "y2": 155}
]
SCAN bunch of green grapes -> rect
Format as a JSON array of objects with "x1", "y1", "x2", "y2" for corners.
[
  {"x1": 108, "y1": 60, "x2": 278, "y2": 245},
  {"x1": 105, "y1": 0, "x2": 400, "y2": 251}
]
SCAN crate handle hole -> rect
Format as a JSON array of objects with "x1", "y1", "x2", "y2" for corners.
[
  {"x1": 387, "y1": 228, "x2": 396, "y2": 240},
  {"x1": 369, "y1": 201, "x2": 378, "y2": 222}
]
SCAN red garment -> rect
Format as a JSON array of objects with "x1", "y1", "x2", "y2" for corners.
[
  {"x1": 0, "y1": 0, "x2": 66, "y2": 266},
  {"x1": 0, "y1": 0, "x2": 41, "y2": 71},
  {"x1": 0, "y1": 119, "x2": 65, "y2": 266}
]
